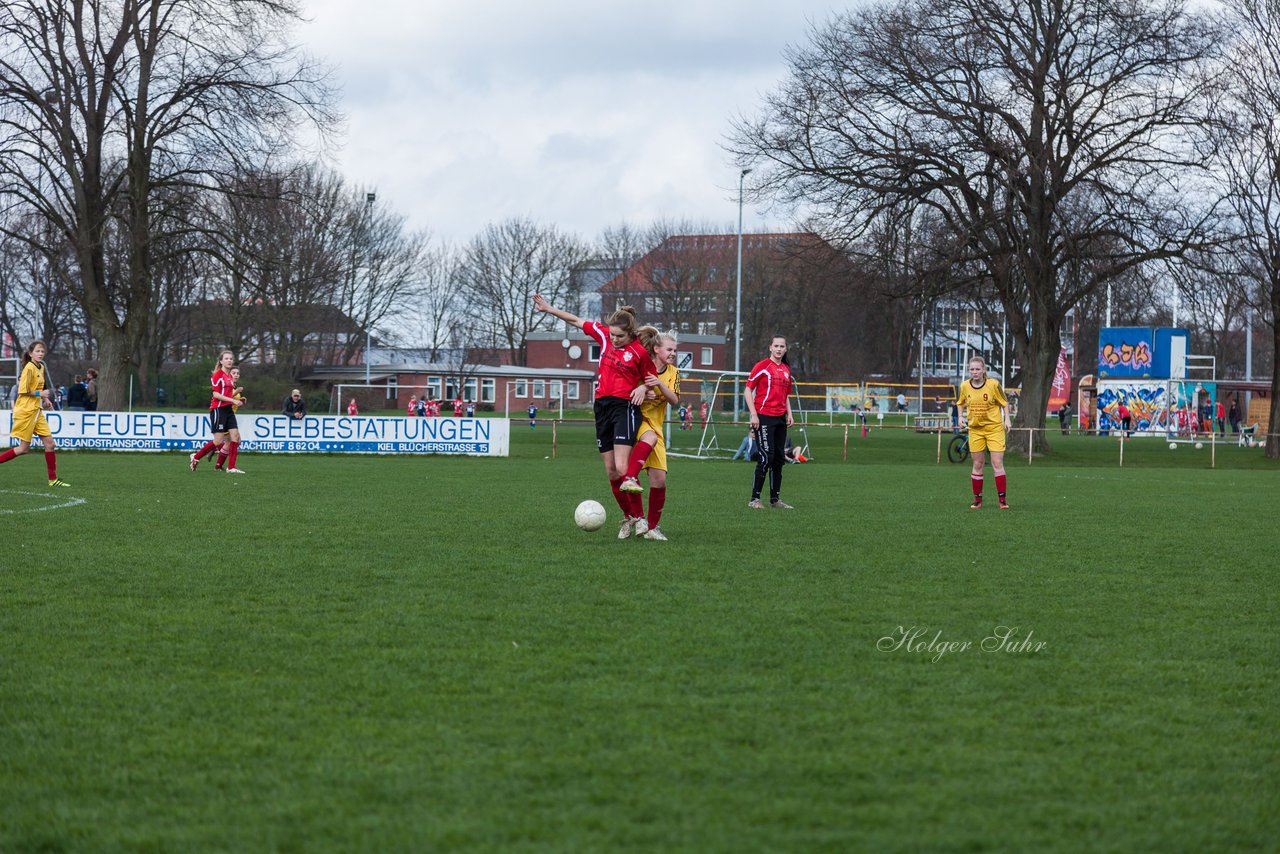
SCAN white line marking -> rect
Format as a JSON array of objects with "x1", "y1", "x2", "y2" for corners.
[{"x1": 0, "y1": 489, "x2": 88, "y2": 514}]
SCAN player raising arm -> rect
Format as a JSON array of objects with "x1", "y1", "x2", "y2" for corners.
[
  {"x1": 956, "y1": 356, "x2": 1012, "y2": 509},
  {"x1": 0, "y1": 340, "x2": 70, "y2": 487},
  {"x1": 533, "y1": 293, "x2": 656, "y2": 539}
]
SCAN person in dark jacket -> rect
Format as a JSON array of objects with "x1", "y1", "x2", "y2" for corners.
[{"x1": 282, "y1": 389, "x2": 307, "y2": 419}]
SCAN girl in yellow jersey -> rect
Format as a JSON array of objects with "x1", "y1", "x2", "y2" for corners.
[
  {"x1": 956, "y1": 356, "x2": 1010, "y2": 509},
  {"x1": 626, "y1": 327, "x2": 680, "y2": 541},
  {"x1": 0, "y1": 340, "x2": 70, "y2": 487}
]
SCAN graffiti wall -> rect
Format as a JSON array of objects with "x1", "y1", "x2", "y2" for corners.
[
  {"x1": 1098, "y1": 327, "x2": 1154, "y2": 378},
  {"x1": 1095, "y1": 380, "x2": 1217, "y2": 436}
]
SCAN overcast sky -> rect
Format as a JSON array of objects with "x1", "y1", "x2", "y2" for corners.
[{"x1": 296, "y1": 0, "x2": 841, "y2": 246}]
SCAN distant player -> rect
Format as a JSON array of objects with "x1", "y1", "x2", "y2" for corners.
[
  {"x1": 956, "y1": 356, "x2": 1011, "y2": 509},
  {"x1": 348, "y1": 398, "x2": 359, "y2": 416},
  {"x1": 407, "y1": 395, "x2": 419, "y2": 416},
  {"x1": 626, "y1": 327, "x2": 680, "y2": 541},
  {"x1": 744, "y1": 335, "x2": 795, "y2": 509},
  {"x1": 527, "y1": 403, "x2": 538, "y2": 429},
  {"x1": 189, "y1": 351, "x2": 243, "y2": 473},
  {"x1": 0, "y1": 340, "x2": 70, "y2": 487},
  {"x1": 214, "y1": 366, "x2": 247, "y2": 473},
  {"x1": 533, "y1": 292, "x2": 656, "y2": 539}
]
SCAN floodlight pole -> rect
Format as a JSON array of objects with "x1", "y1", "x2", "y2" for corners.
[
  {"x1": 364, "y1": 192, "x2": 376, "y2": 386},
  {"x1": 733, "y1": 167, "x2": 751, "y2": 422}
]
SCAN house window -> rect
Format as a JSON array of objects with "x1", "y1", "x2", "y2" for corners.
[
  {"x1": 589, "y1": 344, "x2": 601, "y2": 362},
  {"x1": 387, "y1": 378, "x2": 397, "y2": 400},
  {"x1": 701, "y1": 347, "x2": 713, "y2": 366},
  {"x1": 533, "y1": 380, "x2": 545, "y2": 399},
  {"x1": 446, "y1": 379, "x2": 458, "y2": 400},
  {"x1": 550, "y1": 381, "x2": 562, "y2": 400},
  {"x1": 514, "y1": 379, "x2": 528, "y2": 398},
  {"x1": 427, "y1": 377, "x2": 442, "y2": 399},
  {"x1": 481, "y1": 378, "x2": 495, "y2": 403},
  {"x1": 464, "y1": 378, "x2": 477, "y2": 401},
  {"x1": 697, "y1": 322, "x2": 717, "y2": 335},
  {"x1": 567, "y1": 381, "x2": 580, "y2": 400}
]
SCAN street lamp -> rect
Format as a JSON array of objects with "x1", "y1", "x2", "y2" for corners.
[
  {"x1": 733, "y1": 167, "x2": 751, "y2": 422},
  {"x1": 364, "y1": 192, "x2": 375, "y2": 386}
]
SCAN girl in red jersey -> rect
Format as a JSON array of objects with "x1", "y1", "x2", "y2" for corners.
[
  {"x1": 533, "y1": 293, "x2": 657, "y2": 539},
  {"x1": 744, "y1": 336, "x2": 795, "y2": 509},
  {"x1": 213, "y1": 366, "x2": 247, "y2": 472},
  {"x1": 0, "y1": 340, "x2": 70, "y2": 487},
  {"x1": 189, "y1": 351, "x2": 244, "y2": 473}
]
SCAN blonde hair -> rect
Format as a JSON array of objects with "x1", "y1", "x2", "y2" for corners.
[{"x1": 637, "y1": 326, "x2": 678, "y2": 358}]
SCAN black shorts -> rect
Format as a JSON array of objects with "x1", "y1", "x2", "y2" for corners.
[
  {"x1": 594, "y1": 396, "x2": 638, "y2": 452},
  {"x1": 209, "y1": 405, "x2": 238, "y2": 434}
]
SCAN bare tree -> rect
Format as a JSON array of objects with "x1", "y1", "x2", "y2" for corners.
[
  {"x1": 394, "y1": 243, "x2": 465, "y2": 362},
  {"x1": 0, "y1": 0, "x2": 336, "y2": 409},
  {"x1": 730, "y1": 0, "x2": 1224, "y2": 451},
  {"x1": 1212, "y1": 0, "x2": 1280, "y2": 457},
  {"x1": 457, "y1": 218, "x2": 589, "y2": 366}
]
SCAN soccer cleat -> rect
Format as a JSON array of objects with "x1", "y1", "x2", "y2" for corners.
[
  {"x1": 189, "y1": 452, "x2": 200, "y2": 472},
  {"x1": 970, "y1": 497, "x2": 983, "y2": 509},
  {"x1": 770, "y1": 500, "x2": 794, "y2": 509},
  {"x1": 998, "y1": 499, "x2": 1011, "y2": 510},
  {"x1": 747, "y1": 499, "x2": 765, "y2": 509},
  {"x1": 617, "y1": 517, "x2": 636, "y2": 539},
  {"x1": 633, "y1": 518, "x2": 649, "y2": 537},
  {"x1": 48, "y1": 478, "x2": 70, "y2": 488},
  {"x1": 619, "y1": 477, "x2": 643, "y2": 494},
  {"x1": 643, "y1": 527, "x2": 668, "y2": 541},
  {"x1": 226, "y1": 468, "x2": 246, "y2": 474}
]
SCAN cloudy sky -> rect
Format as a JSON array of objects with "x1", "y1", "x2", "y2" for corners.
[{"x1": 296, "y1": 0, "x2": 841, "y2": 245}]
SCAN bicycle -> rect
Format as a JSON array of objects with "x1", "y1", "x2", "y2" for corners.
[{"x1": 946, "y1": 432, "x2": 970, "y2": 464}]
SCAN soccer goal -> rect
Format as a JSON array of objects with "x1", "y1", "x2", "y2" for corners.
[{"x1": 665, "y1": 368, "x2": 812, "y2": 461}]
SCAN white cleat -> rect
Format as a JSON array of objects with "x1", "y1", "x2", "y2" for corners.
[
  {"x1": 642, "y1": 527, "x2": 667, "y2": 541},
  {"x1": 189, "y1": 453, "x2": 200, "y2": 472},
  {"x1": 633, "y1": 518, "x2": 649, "y2": 538},
  {"x1": 226, "y1": 467, "x2": 246, "y2": 474},
  {"x1": 617, "y1": 517, "x2": 636, "y2": 539},
  {"x1": 619, "y1": 477, "x2": 643, "y2": 494}
]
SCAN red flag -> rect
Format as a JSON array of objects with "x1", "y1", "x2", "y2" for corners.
[{"x1": 1047, "y1": 347, "x2": 1071, "y2": 412}]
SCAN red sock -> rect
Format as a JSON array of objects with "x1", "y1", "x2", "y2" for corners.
[
  {"x1": 629, "y1": 491, "x2": 644, "y2": 519},
  {"x1": 227, "y1": 441, "x2": 240, "y2": 469},
  {"x1": 0, "y1": 448, "x2": 15, "y2": 465},
  {"x1": 215, "y1": 450, "x2": 228, "y2": 469},
  {"x1": 610, "y1": 478, "x2": 629, "y2": 514},
  {"x1": 45, "y1": 450, "x2": 57, "y2": 480},
  {"x1": 971, "y1": 474, "x2": 983, "y2": 497},
  {"x1": 996, "y1": 474, "x2": 1007, "y2": 498},
  {"x1": 194, "y1": 441, "x2": 218, "y2": 460},
  {"x1": 624, "y1": 441, "x2": 653, "y2": 480},
  {"x1": 647, "y1": 487, "x2": 666, "y2": 528}
]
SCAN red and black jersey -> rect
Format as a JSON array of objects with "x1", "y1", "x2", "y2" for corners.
[
  {"x1": 583, "y1": 320, "x2": 657, "y2": 400},
  {"x1": 746, "y1": 358, "x2": 792, "y2": 416},
  {"x1": 210, "y1": 369, "x2": 234, "y2": 410}
]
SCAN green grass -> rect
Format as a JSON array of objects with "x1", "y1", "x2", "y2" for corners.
[{"x1": 1, "y1": 425, "x2": 1277, "y2": 852}]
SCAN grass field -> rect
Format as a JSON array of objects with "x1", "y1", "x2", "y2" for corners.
[{"x1": 1, "y1": 423, "x2": 1277, "y2": 852}]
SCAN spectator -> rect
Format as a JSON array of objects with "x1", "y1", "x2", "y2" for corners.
[
  {"x1": 896, "y1": 392, "x2": 908, "y2": 412},
  {"x1": 731, "y1": 432, "x2": 757, "y2": 461},
  {"x1": 1117, "y1": 400, "x2": 1132, "y2": 437},
  {"x1": 1228, "y1": 397, "x2": 1241, "y2": 434},
  {"x1": 1057, "y1": 401, "x2": 1072, "y2": 435},
  {"x1": 1215, "y1": 399, "x2": 1226, "y2": 437},
  {"x1": 283, "y1": 389, "x2": 307, "y2": 419},
  {"x1": 85, "y1": 368, "x2": 99, "y2": 411},
  {"x1": 66, "y1": 376, "x2": 89, "y2": 411}
]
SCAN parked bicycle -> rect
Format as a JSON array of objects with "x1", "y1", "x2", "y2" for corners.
[{"x1": 947, "y1": 432, "x2": 970, "y2": 464}]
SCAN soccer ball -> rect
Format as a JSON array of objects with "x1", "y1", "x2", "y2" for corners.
[
  {"x1": 574, "y1": 499, "x2": 607, "y2": 532},
  {"x1": 1169, "y1": 442, "x2": 1177, "y2": 450},
  {"x1": 1194, "y1": 442, "x2": 1203, "y2": 450}
]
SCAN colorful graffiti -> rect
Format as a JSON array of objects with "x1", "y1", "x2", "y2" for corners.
[
  {"x1": 1100, "y1": 340, "x2": 1152, "y2": 372},
  {"x1": 1095, "y1": 381, "x2": 1217, "y2": 435},
  {"x1": 1098, "y1": 327, "x2": 1155, "y2": 378}
]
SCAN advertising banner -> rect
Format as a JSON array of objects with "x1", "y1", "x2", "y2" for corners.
[{"x1": 0, "y1": 411, "x2": 510, "y2": 457}]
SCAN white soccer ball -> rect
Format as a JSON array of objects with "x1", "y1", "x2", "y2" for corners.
[
  {"x1": 574, "y1": 499, "x2": 607, "y2": 532},
  {"x1": 1169, "y1": 442, "x2": 1177, "y2": 450},
  {"x1": 1194, "y1": 442, "x2": 1203, "y2": 450}
]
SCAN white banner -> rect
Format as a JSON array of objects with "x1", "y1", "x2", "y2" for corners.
[{"x1": 0, "y1": 411, "x2": 510, "y2": 457}]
